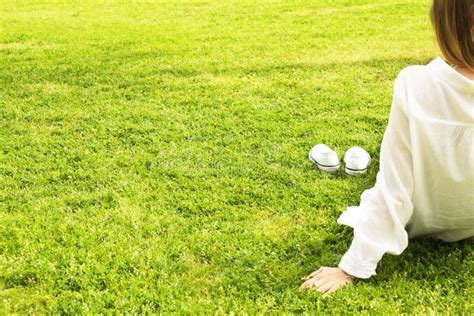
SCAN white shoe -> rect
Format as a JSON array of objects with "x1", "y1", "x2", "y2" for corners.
[
  {"x1": 343, "y1": 146, "x2": 371, "y2": 176},
  {"x1": 308, "y1": 144, "x2": 340, "y2": 173}
]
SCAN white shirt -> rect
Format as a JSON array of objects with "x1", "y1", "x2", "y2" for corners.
[{"x1": 337, "y1": 57, "x2": 474, "y2": 279}]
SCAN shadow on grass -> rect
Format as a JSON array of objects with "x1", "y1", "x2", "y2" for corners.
[
  {"x1": 295, "y1": 220, "x2": 473, "y2": 286},
  {"x1": 238, "y1": 56, "x2": 434, "y2": 76},
  {"x1": 375, "y1": 236, "x2": 473, "y2": 283}
]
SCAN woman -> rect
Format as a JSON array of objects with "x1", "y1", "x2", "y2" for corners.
[{"x1": 300, "y1": 0, "x2": 474, "y2": 294}]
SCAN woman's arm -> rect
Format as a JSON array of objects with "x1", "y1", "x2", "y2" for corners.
[
  {"x1": 338, "y1": 69, "x2": 414, "y2": 278},
  {"x1": 301, "y1": 69, "x2": 414, "y2": 292}
]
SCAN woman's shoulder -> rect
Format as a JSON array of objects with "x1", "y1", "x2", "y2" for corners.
[
  {"x1": 393, "y1": 59, "x2": 442, "y2": 95},
  {"x1": 390, "y1": 60, "x2": 441, "y2": 115},
  {"x1": 393, "y1": 58, "x2": 472, "y2": 121},
  {"x1": 396, "y1": 57, "x2": 473, "y2": 93},
  {"x1": 396, "y1": 63, "x2": 432, "y2": 84}
]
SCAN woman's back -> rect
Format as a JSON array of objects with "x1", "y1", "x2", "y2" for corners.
[{"x1": 402, "y1": 58, "x2": 474, "y2": 240}]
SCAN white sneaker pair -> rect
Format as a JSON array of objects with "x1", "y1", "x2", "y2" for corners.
[{"x1": 308, "y1": 144, "x2": 371, "y2": 176}]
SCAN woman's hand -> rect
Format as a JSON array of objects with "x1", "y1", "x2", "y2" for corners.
[{"x1": 299, "y1": 267, "x2": 354, "y2": 295}]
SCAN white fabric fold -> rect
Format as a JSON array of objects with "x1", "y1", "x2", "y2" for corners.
[{"x1": 337, "y1": 57, "x2": 474, "y2": 279}]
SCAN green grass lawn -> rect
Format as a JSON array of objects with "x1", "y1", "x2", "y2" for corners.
[{"x1": 1, "y1": 0, "x2": 473, "y2": 313}]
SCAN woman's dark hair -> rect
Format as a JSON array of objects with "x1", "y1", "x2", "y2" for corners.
[{"x1": 430, "y1": 0, "x2": 474, "y2": 70}]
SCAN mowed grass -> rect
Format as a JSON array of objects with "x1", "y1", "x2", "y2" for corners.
[{"x1": 1, "y1": 0, "x2": 473, "y2": 313}]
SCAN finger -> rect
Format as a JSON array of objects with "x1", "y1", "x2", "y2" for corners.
[
  {"x1": 299, "y1": 278, "x2": 316, "y2": 291},
  {"x1": 316, "y1": 280, "x2": 333, "y2": 294},
  {"x1": 314, "y1": 268, "x2": 337, "y2": 282},
  {"x1": 314, "y1": 277, "x2": 331, "y2": 291},
  {"x1": 324, "y1": 283, "x2": 344, "y2": 296},
  {"x1": 305, "y1": 276, "x2": 324, "y2": 290},
  {"x1": 302, "y1": 268, "x2": 324, "y2": 283},
  {"x1": 300, "y1": 280, "x2": 317, "y2": 291},
  {"x1": 302, "y1": 269, "x2": 322, "y2": 282},
  {"x1": 312, "y1": 271, "x2": 327, "y2": 282},
  {"x1": 302, "y1": 274, "x2": 314, "y2": 281},
  {"x1": 299, "y1": 281, "x2": 308, "y2": 291},
  {"x1": 325, "y1": 277, "x2": 354, "y2": 296},
  {"x1": 309, "y1": 267, "x2": 324, "y2": 278}
]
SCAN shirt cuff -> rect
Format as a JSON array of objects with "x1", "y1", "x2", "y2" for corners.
[{"x1": 338, "y1": 246, "x2": 378, "y2": 279}]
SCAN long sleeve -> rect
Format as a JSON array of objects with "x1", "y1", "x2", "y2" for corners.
[{"x1": 337, "y1": 70, "x2": 414, "y2": 279}]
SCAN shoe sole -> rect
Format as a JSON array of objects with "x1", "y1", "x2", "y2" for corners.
[
  {"x1": 316, "y1": 162, "x2": 340, "y2": 173},
  {"x1": 345, "y1": 167, "x2": 367, "y2": 176},
  {"x1": 344, "y1": 157, "x2": 371, "y2": 176}
]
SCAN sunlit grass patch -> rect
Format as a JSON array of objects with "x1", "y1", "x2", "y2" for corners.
[{"x1": 1, "y1": 0, "x2": 472, "y2": 313}]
